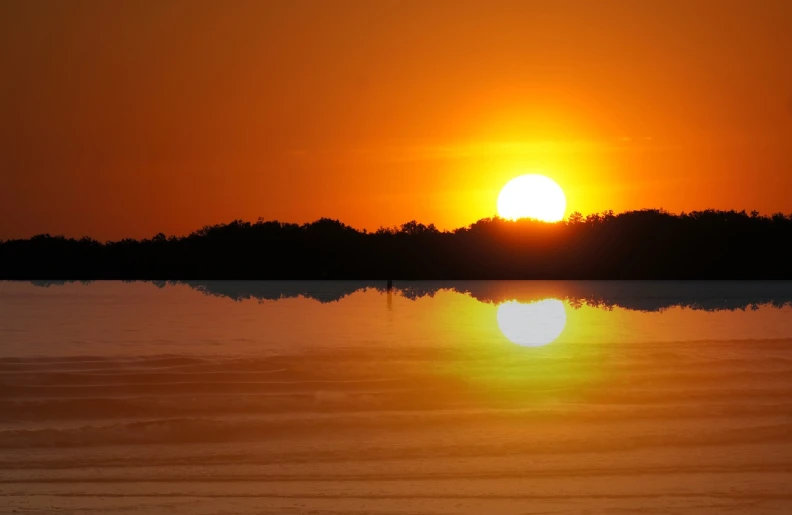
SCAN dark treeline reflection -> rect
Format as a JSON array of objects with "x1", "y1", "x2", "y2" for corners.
[
  {"x1": 25, "y1": 280, "x2": 792, "y2": 312},
  {"x1": 3, "y1": 210, "x2": 792, "y2": 279}
]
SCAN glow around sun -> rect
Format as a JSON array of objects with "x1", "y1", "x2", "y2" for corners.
[{"x1": 497, "y1": 174, "x2": 566, "y2": 222}]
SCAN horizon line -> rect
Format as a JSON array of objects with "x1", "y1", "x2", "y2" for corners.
[{"x1": 2, "y1": 207, "x2": 790, "y2": 244}]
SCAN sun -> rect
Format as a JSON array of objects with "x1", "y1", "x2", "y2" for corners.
[{"x1": 497, "y1": 174, "x2": 566, "y2": 222}]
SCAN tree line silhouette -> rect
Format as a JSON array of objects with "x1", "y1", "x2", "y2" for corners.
[{"x1": 2, "y1": 209, "x2": 791, "y2": 279}]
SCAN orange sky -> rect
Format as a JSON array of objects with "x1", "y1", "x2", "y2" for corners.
[{"x1": 1, "y1": 0, "x2": 791, "y2": 240}]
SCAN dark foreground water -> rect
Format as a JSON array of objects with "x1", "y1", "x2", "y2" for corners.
[{"x1": 1, "y1": 280, "x2": 792, "y2": 514}]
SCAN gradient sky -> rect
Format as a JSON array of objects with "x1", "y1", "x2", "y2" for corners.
[{"x1": 2, "y1": 0, "x2": 791, "y2": 240}]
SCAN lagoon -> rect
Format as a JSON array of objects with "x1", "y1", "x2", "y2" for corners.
[{"x1": 1, "y1": 280, "x2": 791, "y2": 514}]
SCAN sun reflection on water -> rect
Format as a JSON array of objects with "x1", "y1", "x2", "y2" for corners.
[{"x1": 496, "y1": 299, "x2": 567, "y2": 347}]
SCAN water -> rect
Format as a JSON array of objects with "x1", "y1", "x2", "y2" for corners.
[{"x1": 1, "y1": 280, "x2": 792, "y2": 514}]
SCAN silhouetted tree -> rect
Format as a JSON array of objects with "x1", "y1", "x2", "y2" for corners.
[{"x1": 1, "y1": 209, "x2": 791, "y2": 279}]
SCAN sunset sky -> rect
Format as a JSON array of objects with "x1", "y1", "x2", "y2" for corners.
[{"x1": 2, "y1": 0, "x2": 791, "y2": 240}]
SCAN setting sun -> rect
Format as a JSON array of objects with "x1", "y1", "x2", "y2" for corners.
[{"x1": 497, "y1": 174, "x2": 567, "y2": 222}]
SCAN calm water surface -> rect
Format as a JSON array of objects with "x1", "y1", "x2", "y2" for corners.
[{"x1": 1, "y1": 280, "x2": 792, "y2": 514}]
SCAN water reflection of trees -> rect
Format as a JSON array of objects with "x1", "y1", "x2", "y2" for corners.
[{"x1": 24, "y1": 280, "x2": 792, "y2": 312}]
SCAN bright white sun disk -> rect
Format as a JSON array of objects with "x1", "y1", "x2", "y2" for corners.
[{"x1": 497, "y1": 174, "x2": 566, "y2": 222}]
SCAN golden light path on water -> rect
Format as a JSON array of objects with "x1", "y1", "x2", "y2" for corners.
[
  {"x1": 443, "y1": 295, "x2": 591, "y2": 399},
  {"x1": 496, "y1": 299, "x2": 567, "y2": 347}
]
